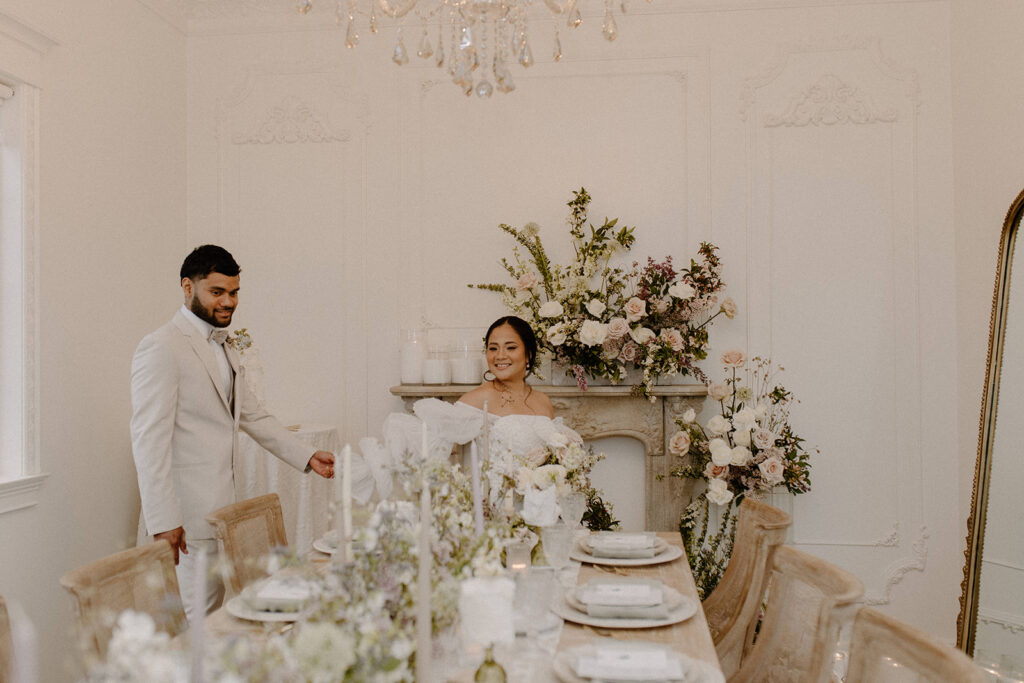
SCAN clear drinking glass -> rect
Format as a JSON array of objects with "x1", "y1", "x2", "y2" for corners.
[
  {"x1": 558, "y1": 491, "x2": 587, "y2": 528},
  {"x1": 541, "y1": 522, "x2": 574, "y2": 588},
  {"x1": 513, "y1": 566, "x2": 557, "y2": 668}
]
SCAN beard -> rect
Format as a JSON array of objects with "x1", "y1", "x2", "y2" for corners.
[{"x1": 189, "y1": 296, "x2": 232, "y2": 328}]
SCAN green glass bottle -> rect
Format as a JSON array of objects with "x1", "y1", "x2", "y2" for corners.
[{"x1": 474, "y1": 644, "x2": 507, "y2": 683}]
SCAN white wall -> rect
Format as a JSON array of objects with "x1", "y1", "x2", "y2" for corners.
[
  {"x1": 186, "y1": 0, "x2": 962, "y2": 640},
  {"x1": 0, "y1": 2, "x2": 185, "y2": 681}
]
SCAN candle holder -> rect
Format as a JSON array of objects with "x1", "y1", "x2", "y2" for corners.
[{"x1": 504, "y1": 537, "x2": 535, "y2": 573}]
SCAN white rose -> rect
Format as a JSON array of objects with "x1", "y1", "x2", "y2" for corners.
[
  {"x1": 521, "y1": 486, "x2": 559, "y2": 527},
  {"x1": 753, "y1": 428, "x2": 776, "y2": 450},
  {"x1": 625, "y1": 297, "x2": 647, "y2": 322},
  {"x1": 533, "y1": 464, "x2": 567, "y2": 490},
  {"x1": 709, "y1": 438, "x2": 732, "y2": 466},
  {"x1": 733, "y1": 428, "x2": 751, "y2": 447},
  {"x1": 758, "y1": 455, "x2": 785, "y2": 486},
  {"x1": 682, "y1": 408, "x2": 696, "y2": 423},
  {"x1": 578, "y1": 319, "x2": 610, "y2": 346},
  {"x1": 732, "y1": 407, "x2": 757, "y2": 431},
  {"x1": 547, "y1": 323, "x2": 567, "y2": 346},
  {"x1": 706, "y1": 478, "x2": 734, "y2": 506},
  {"x1": 730, "y1": 446, "x2": 752, "y2": 466},
  {"x1": 668, "y1": 282, "x2": 695, "y2": 299},
  {"x1": 545, "y1": 432, "x2": 569, "y2": 449},
  {"x1": 754, "y1": 403, "x2": 768, "y2": 420},
  {"x1": 539, "y1": 301, "x2": 564, "y2": 318},
  {"x1": 707, "y1": 414, "x2": 731, "y2": 435},
  {"x1": 586, "y1": 299, "x2": 606, "y2": 317},
  {"x1": 651, "y1": 297, "x2": 670, "y2": 314},
  {"x1": 607, "y1": 317, "x2": 630, "y2": 339},
  {"x1": 629, "y1": 326, "x2": 655, "y2": 344},
  {"x1": 708, "y1": 382, "x2": 731, "y2": 402},
  {"x1": 668, "y1": 430, "x2": 691, "y2": 455}
]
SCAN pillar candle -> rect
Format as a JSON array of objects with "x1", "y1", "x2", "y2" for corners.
[
  {"x1": 190, "y1": 547, "x2": 207, "y2": 683},
  {"x1": 415, "y1": 434, "x2": 432, "y2": 682},
  {"x1": 342, "y1": 444, "x2": 353, "y2": 559},
  {"x1": 470, "y1": 441, "x2": 484, "y2": 535}
]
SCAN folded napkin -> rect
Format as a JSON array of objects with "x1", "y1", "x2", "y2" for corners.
[
  {"x1": 242, "y1": 577, "x2": 314, "y2": 613},
  {"x1": 573, "y1": 643, "x2": 685, "y2": 681},
  {"x1": 588, "y1": 532, "x2": 659, "y2": 559},
  {"x1": 574, "y1": 578, "x2": 670, "y2": 619}
]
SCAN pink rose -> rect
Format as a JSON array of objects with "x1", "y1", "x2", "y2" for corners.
[
  {"x1": 704, "y1": 462, "x2": 728, "y2": 479},
  {"x1": 708, "y1": 382, "x2": 731, "y2": 402},
  {"x1": 516, "y1": 272, "x2": 539, "y2": 291},
  {"x1": 524, "y1": 447, "x2": 550, "y2": 467},
  {"x1": 607, "y1": 317, "x2": 630, "y2": 340},
  {"x1": 651, "y1": 297, "x2": 670, "y2": 314},
  {"x1": 668, "y1": 430, "x2": 691, "y2": 455},
  {"x1": 625, "y1": 297, "x2": 647, "y2": 322},
  {"x1": 758, "y1": 455, "x2": 785, "y2": 486},
  {"x1": 721, "y1": 349, "x2": 746, "y2": 368},
  {"x1": 753, "y1": 428, "x2": 776, "y2": 450},
  {"x1": 619, "y1": 341, "x2": 639, "y2": 362},
  {"x1": 659, "y1": 328, "x2": 684, "y2": 351}
]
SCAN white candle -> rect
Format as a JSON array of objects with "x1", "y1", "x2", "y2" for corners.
[
  {"x1": 470, "y1": 441, "x2": 484, "y2": 535},
  {"x1": 450, "y1": 356, "x2": 479, "y2": 384},
  {"x1": 190, "y1": 547, "x2": 207, "y2": 683},
  {"x1": 400, "y1": 338, "x2": 424, "y2": 384},
  {"x1": 421, "y1": 357, "x2": 449, "y2": 385},
  {"x1": 342, "y1": 444, "x2": 353, "y2": 559},
  {"x1": 9, "y1": 601, "x2": 38, "y2": 683},
  {"x1": 416, "y1": 451, "x2": 432, "y2": 682},
  {"x1": 332, "y1": 450, "x2": 346, "y2": 564}
]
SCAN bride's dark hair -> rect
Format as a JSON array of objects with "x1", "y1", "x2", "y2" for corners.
[{"x1": 485, "y1": 316, "x2": 538, "y2": 374}]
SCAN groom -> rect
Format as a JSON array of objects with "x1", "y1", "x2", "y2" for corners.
[{"x1": 130, "y1": 244, "x2": 335, "y2": 620}]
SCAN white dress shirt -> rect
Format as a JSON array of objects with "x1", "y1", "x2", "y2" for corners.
[{"x1": 180, "y1": 304, "x2": 233, "y2": 400}]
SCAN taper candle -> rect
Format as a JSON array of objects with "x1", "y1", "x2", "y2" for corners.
[
  {"x1": 190, "y1": 546, "x2": 207, "y2": 683},
  {"x1": 342, "y1": 444, "x2": 353, "y2": 559},
  {"x1": 470, "y1": 441, "x2": 484, "y2": 535}
]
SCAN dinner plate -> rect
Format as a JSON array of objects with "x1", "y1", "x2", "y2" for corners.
[
  {"x1": 225, "y1": 595, "x2": 314, "y2": 623},
  {"x1": 552, "y1": 586, "x2": 697, "y2": 629},
  {"x1": 552, "y1": 642, "x2": 725, "y2": 683},
  {"x1": 571, "y1": 540, "x2": 684, "y2": 567},
  {"x1": 578, "y1": 536, "x2": 670, "y2": 557},
  {"x1": 567, "y1": 580, "x2": 683, "y2": 615},
  {"x1": 312, "y1": 536, "x2": 336, "y2": 555}
]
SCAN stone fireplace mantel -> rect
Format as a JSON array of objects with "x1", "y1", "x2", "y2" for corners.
[{"x1": 389, "y1": 384, "x2": 709, "y2": 530}]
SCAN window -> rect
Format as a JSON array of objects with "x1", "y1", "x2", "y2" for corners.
[{"x1": 0, "y1": 11, "x2": 52, "y2": 513}]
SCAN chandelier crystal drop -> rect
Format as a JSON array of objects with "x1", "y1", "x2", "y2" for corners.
[{"x1": 299, "y1": 0, "x2": 637, "y2": 96}]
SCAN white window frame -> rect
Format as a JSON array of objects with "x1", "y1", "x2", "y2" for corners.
[{"x1": 0, "y1": 11, "x2": 53, "y2": 514}]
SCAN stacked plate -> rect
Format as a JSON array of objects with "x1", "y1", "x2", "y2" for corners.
[
  {"x1": 571, "y1": 532, "x2": 683, "y2": 566},
  {"x1": 552, "y1": 576, "x2": 697, "y2": 629},
  {"x1": 553, "y1": 639, "x2": 725, "y2": 683},
  {"x1": 225, "y1": 576, "x2": 318, "y2": 622}
]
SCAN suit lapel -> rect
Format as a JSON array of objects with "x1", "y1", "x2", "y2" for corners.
[{"x1": 173, "y1": 311, "x2": 232, "y2": 414}]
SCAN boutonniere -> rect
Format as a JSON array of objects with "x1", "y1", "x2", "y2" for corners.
[{"x1": 227, "y1": 328, "x2": 253, "y2": 355}]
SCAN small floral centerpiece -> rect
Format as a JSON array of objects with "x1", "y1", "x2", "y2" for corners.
[
  {"x1": 668, "y1": 352, "x2": 817, "y2": 598},
  {"x1": 471, "y1": 188, "x2": 735, "y2": 398}
]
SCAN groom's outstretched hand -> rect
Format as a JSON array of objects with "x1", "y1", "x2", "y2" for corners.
[{"x1": 308, "y1": 450, "x2": 335, "y2": 479}]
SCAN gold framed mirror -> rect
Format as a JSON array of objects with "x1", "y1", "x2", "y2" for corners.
[{"x1": 958, "y1": 187, "x2": 1024, "y2": 670}]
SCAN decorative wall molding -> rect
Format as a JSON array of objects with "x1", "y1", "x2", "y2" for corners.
[
  {"x1": 764, "y1": 73, "x2": 898, "y2": 127},
  {"x1": 232, "y1": 95, "x2": 349, "y2": 145},
  {"x1": 864, "y1": 526, "x2": 929, "y2": 605},
  {"x1": 979, "y1": 608, "x2": 1024, "y2": 635}
]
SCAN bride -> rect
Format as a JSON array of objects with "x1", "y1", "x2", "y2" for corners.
[{"x1": 360, "y1": 316, "x2": 587, "y2": 507}]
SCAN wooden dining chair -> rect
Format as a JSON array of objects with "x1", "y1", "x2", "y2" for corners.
[
  {"x1": 0, "y1": 594, "x2": 12, "y2": 683},
  {"x1": 206, "y1": 493, "x2": 288, "y2": 596},
  {"x1": 703, "y1": 497, "x2": 792, "y2": 678},
  {"x1": 729, "y1": 545, "x2": 864, "y2": 683},
  {"x1": 845, "y1": 607, "x2": 985, "y2": 682},
  {"x1": 59, "y1": 541, "x2": 186, "y2": 661}
]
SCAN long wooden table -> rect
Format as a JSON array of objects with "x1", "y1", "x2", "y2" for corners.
[{"x1": 196, "y1": 531, "x2": 721, "y2": 679}]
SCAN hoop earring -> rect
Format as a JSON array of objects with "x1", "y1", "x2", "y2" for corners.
[{"x1": 483, "y1": 370, "x2": 496, "y2": 382}]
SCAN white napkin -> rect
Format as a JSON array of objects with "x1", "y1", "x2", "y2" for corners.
[
  {"x1": 589, "y1": 532, "x2": 658, "y2": 559},
  {"x1": 242, "y1": 578, "x2": 314, "y2": 612},
  {"x1": 578, "y1": 579, "x2": 663, "y2": 607},
  {"x1": 573, "y1": 643, "x2": 684, "y2": 681}
]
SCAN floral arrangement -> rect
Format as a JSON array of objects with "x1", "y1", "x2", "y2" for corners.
[
  {"x1": 471, "y1": 188, "x2": 735, "y2": 398},
  {"x1": 668, "y1": 352, "x2": 817, "y2": 598},
  {"x1": 226, "y1": 328, "x2": 254, "y2": 354},
  {"x1": 497, "y1": 431, "x2": 619, "y2": 532},
  {"x1": 89, "y1": 456, "x2": 509, "y2": 683}
]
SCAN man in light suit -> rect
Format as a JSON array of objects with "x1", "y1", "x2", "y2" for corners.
[{"x1": 130, "y1": 245, "x2": 335, "y2": 621}]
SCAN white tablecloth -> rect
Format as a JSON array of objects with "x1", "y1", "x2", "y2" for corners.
[{"x1": 236, "y1": 424, "x2": 339, "y2": 556}]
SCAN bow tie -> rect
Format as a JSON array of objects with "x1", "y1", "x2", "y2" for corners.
[{"x1": 209, "y1": 329, "x2": 229, "y2": 345}]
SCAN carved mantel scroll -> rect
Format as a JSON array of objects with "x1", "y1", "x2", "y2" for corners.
[{"x1": 390, "y1": 384, "x2": 708, "y2": 530}]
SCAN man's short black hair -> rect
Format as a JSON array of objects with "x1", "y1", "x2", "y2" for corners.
[{"x1": 180, "y1": 245, "x2": 241, "y2": 281}]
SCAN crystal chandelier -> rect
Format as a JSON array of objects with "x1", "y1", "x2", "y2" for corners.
[{"x1": 296, "y1": 0, "x2": 637, "y2": 97}]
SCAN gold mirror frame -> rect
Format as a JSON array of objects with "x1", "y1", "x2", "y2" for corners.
[{"x1": 957, "y1": 187, "x2": 1024, "y2": 653}]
